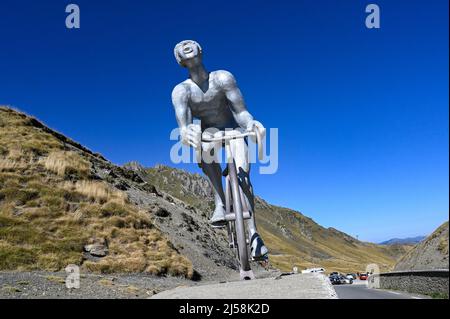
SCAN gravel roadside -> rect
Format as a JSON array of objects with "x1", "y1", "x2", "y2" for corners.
[
  {"x1": 0, "y1": 267, "x2": 279, "y2": 299},
  {"x1": 0, "y1": 271, "x2": 194, "y2": 299}
]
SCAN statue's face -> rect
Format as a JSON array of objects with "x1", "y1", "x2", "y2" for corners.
[{"x1": 174, "y1": 40, "x2": 202, "y2": 67}]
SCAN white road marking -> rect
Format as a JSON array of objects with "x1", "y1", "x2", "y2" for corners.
[{"x1": 387, "y1": 290, "x2": 424, "y2": 299}]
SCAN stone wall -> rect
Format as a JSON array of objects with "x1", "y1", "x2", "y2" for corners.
[{"x1": 369, "y1": 270, "x2": 449, "y2": 296}]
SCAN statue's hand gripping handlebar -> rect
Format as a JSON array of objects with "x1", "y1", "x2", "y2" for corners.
[{"x1": 196, "y1": 128, "x2": 264, "y2": 163}]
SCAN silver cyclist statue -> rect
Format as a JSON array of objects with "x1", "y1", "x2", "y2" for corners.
[{"x1": 171, "y1": 40, "x2": 269, "y2": 264}]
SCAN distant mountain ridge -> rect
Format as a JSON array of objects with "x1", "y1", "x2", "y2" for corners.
[{"x1": 380, "y1": 236, "x2": 426, "y2": 246}]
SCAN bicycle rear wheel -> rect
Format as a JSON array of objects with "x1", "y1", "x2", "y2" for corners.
[{"x1": 227, "y1": 160, "x2": 251, "y2": 272}]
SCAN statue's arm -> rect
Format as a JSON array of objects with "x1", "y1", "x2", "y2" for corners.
[
  {"x1": 218, "y1": 71, "x2": 254, "y2": 129},
  {"x1": 171, "y1": 83, "x2": 192, "y2": 130},
  {"x1": 172, "y1": 84, "x2": 201, "y2": 148}
]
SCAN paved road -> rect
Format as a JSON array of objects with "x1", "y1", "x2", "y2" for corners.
[
  {"x1": 151, "y1": 273, "x2": 337, "y2": 299},
  {"x1": 334, "y1": 280, "x2": 429, "y2": 299}
]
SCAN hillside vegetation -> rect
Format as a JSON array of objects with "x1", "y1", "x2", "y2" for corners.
[
  {"x1": 140, "y1": 165, "x2": 411, "y2": 273},
  {"x1": 0, "y1": 107, "x2": 192, "y2": 277},
  {"x1": 395, "y1": 221, "x2": 449, "y2": 271},
  {"x1": 0, "y1": 106, "x2": 413, "y2": 278}
]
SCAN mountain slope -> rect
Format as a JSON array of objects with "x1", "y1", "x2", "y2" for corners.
[
  {"x1": 1, "y1": 106, "x2": 261, "y2": 281},
  {"x1": 395, "y1": 221, "x2": 449, "y2": 271},
  {"x1": 380, "y1": 236, "x2": 425, "y2": 245},
  {"x1": 1, "y1": 106, "x2": 410, "y2": 279},
  {"x1": 135, "y1": 164, "x2": 411, "y2": 273},
  {"x1": 0, "y1": 107, "x2": 193, "y2": 277}
]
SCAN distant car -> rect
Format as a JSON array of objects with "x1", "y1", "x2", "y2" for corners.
[
  {"x1": 346, "y1": 273, "x2": 357, "y2": 280},
  {"x1": 359, "y1": 273, "x2": 368, "y2": 280},
  {"x1": 341, "y1": 275, "x2": 353, "y2": 284},
  {"x1": 329, "y1": 272, "x2": 339, "y2": 276},
  {"x1": 301, "y1": 267, "x2": 325, "y2": 274},
  {"x1": 329, "y1": 275, "x2": 342, "y2": 285}
]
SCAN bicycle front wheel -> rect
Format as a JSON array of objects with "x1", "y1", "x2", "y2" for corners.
[{"x1": 227, "y1": 160, "x2": 251, "y2": 272}]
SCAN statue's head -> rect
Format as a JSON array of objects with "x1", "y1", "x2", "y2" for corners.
[{"x1": 174, "y1": 40, "x2": 203, "y2": 68}]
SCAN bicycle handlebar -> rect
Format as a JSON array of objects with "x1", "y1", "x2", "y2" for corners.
[
  {"x1": 199, "y1": 129, "x2": 264, "y2": 161},
  {"x1": 201, "y1": 131, "x2": 255, "y2": 142}
]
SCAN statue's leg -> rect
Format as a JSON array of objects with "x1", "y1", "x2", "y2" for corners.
[
  {"x1": 229, "y1": 134, "x2": 268, "y2": 260},
  {"x1": 201, "y1": 143, "x2": 226, "y2": 227},
  {"x1": 229, "y1": 137, "x2": 256, "y2": 234}
]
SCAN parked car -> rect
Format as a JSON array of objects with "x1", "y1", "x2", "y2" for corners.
[
  {"x1": 359, "y1": 273, "x2": 368, "y2": 280},
  {"x1": 329, "y1": 275, "x2": 342, "y2": 285},
  {"x1": 329, "y1": 272, "x2": 339, "y2": 276},
  {"x1": 342, "y1": 275, "x2": 353, "y2": 284},
  {"x1": 301, "y1": 267, "x2": 325, "y2": 274},
  {"x1": 346, "y1": 273, "x2": 357, "y2": 280}
]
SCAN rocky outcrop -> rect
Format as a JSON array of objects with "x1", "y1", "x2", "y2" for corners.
[
  {"x1": 395, "y1": 222, "x2": 449, "y2": 271},
  {"x1": 84, "y1": 238, "x2": 109, "y2": 258}
]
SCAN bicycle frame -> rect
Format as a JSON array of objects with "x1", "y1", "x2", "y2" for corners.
[{"x1": 199, "y1": 129, "x2": 263, "y2": 280}]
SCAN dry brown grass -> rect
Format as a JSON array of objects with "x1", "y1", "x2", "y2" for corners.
[
  {"x1": 0, "y1": 147, "x2": 33, "y2": 173},
  {"x1": 40, "y1": 151, "x2": 90, "y2": 178},
  {"x1": 5, "y1": 148, "x2": 24, "y2": 161},
  {"x1": 258, "y1": 221, "x2": 398, "y2": 273},
  {"x1": 62, "y1": 180, "x2": 127, "y2": 204},
  {"x1": 0, "y1": 158, "x2": 28, "y2": 171},
  {"x1": 124, "y1": 285, "x2": 140, "y2": 294},
  {"x1": 0, "y1": 106, "x2": 193, "y2": 278},
  {"x1": 0, "y1": 109, "x2": 62, "y2": 158},
  {"x1": 45, "y1": 275, "x2": 66, "y2": 284}
]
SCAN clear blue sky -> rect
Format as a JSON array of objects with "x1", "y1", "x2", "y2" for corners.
[{"x1": 1, "y1": 0, "x2": 448, "y2": 242}]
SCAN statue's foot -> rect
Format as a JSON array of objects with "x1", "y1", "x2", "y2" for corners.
[
  {"x1": 250, "y1": 232, "x2": 269, "y2": 261},
  {"x1": 209, "y1": 205, "x2": 226, "y2": 228}
]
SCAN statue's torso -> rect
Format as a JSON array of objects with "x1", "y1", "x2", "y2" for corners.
[{"x1": 183, "y1": 71, "x2": 237, "y2": 130}]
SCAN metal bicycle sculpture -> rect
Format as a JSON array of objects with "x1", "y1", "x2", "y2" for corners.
[
  {"x1": 196, "y1": 128, "x2": 264, "y2": 280},
  {"x1": 172, "y1": 40, "x2": 269, "y2": 280}
]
